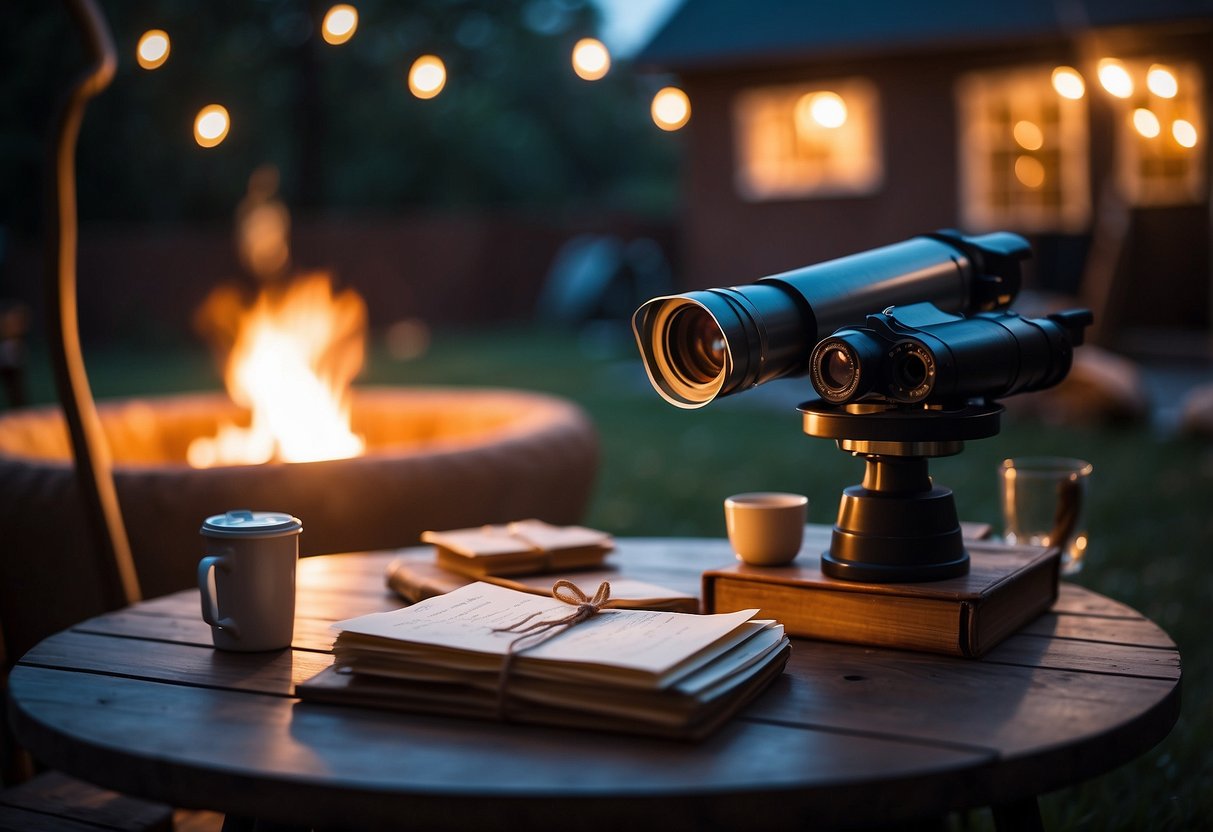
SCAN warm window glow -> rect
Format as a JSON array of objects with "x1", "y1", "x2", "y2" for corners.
[
  {"x1": 1147, "y1": 65, "x2": 1178, "y2": 98},
  {"x1": 651, "y1": 87, "x2": 690, "y2": 131},
  {"x1": 1014, "y1": 155, "x2": 1046, "y2": 188},
  {"x1": 1172, "y1": 119, "x2": 1198, "y2": 148},
  {"x1": 796, "y1": 91, "x2": 847, "y2": 129},
  {"x1": 321, "y1": 4, "x2": 358, "y2": 45},
  {"x1": 1013, "y1": 120, "x2": 1044, "y2": 150},
  {"x1": 409, "y1": 55, "x2": 446, "y2": 99},
  {"x1": 1051, "y1": 66, "x2": 1085, "y2": 99},
  {"x1": 1098, "y1": 59, "x2": 1133, "y2": 98},
  {"x1": 1114, "y1": 61, "x2": 1205, "y2": 205},
  {"x1": 136, "y1": 30, "x2": 170, "y2": 70},
  {"x1": 1133, "y1": 108, "x2": 1161, "y2": 138},
  {"x1": 734, "y1": 77, "x2": 881, "y2": 200},
  {"x1": 571, "y1": 38, "x2": 610, "y2": 81},
  {"x1": 194, "y1": 105, "x2": 230, "y2": 148},
  {"x1": 957, "y1": 66, "x2": 1090, "y2": 232}
]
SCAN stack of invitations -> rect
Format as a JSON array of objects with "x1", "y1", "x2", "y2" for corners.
[
  {"x1": 297, "y1": 582, "x2": 791, "y2": 740},
  {"x1": 421, "y1": 519, "x2": 615, "y2": 577}
]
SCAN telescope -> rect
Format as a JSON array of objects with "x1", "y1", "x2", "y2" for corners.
[
  {"x1": 631, "y1": 232, "x2": 1093, "y2": 584},
  {"x1": 632, "y1": 230, "x2": 1029, "y2": 409}
]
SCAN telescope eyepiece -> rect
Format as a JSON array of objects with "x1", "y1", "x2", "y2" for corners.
[
  {"x1": 807, "y1": 304, "x2": 1092, "y2": 406},
  {"x1": 809, "y1": 333, "x2": 887, "y2": 404},
  {"x1": 887, "y1": 341, "x2": 936, "y2": 403}
]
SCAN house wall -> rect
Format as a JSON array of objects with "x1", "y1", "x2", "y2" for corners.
[{"x1": 673, "y1": 26, "x2": 1212, "y2": 350}]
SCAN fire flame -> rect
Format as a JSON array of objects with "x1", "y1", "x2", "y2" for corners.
[{"x1": 188, "y1": 272, "x2": 367, "y2": 468}]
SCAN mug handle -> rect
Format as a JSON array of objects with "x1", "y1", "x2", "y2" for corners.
[{"x1": 198, "y1": 553, "x2": 241, "y2": 638}]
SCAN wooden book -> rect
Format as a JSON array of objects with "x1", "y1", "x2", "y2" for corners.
[{"x1": 703, "y1": 527, "x2": 1058, "y2": 658}]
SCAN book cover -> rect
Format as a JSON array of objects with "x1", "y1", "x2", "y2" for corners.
[{"x1": 703, "y1": 530, "x2": 1058, "y2": 657}]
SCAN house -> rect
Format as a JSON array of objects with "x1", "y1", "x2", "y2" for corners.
[{"x1": 637, "y1": 0, "x2": 1213, "y2": 355}]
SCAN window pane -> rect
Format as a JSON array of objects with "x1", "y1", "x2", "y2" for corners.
[
  {"x1": 957, "y1": 67, "x2": 1090, "y2": 233},
  {"x1": 732, "y1": 78, "x2": 883, "y2": 201}
]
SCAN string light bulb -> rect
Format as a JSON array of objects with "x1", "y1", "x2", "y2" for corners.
[
  {"x1": 194, "y1": 104, "x2": 230, "y2": 148},
  {"x1": 409, "y1": 55, "x2": 446, "y2": 99},
  {"x1": 572, "y1": 38, "x2": 610, "y2": 81},
  {"x1": 1097, "y1": 59, "x2": 1133, "y2": 98},
  {"x1": 322, "y1": 5, "x2": 359, "y2": 46},
  {"x1": 1132, "y1": 108, "x2": 1161, "y2": 139},
  {"x1": 1051, "y1": 66, "x2": 1085, "y2": 100},
  {"x1": 651, "y1": 87, "x2": 690, "y2": 131},
  {"x1": 796, "y1": 91, "x2": 847, "y2": 129},
  {"x1": 136, "y1": 30, "x2": 170, "y2": 70},
  {"x1": 1172, "y1": 119, "x2": 1198, "y2": 148},
  {"x1": 1146, "y1": 65, "x2": 1178, "y2": 98}
]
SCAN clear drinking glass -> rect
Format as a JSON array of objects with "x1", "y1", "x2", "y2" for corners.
[{"x1": 998, "y1": 457, "x2": 1093, "y2": 575}]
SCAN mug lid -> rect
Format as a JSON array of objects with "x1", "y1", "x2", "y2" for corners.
[{"x1": 201, "y1": 510, "x2": 302, "y2": 538}]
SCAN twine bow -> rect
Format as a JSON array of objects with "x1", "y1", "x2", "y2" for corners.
[{"x1": 492, "y1": 580, "x2": 611, "y2": 718}]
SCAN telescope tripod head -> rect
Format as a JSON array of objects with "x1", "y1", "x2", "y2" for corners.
[{"x1": 800, "y1": 400, "x2": 1003, "y2": 582}]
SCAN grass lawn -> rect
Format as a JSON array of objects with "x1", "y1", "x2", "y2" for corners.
[{"x1": 14, "y1": 324, "x2": 1213, "y2": 830}]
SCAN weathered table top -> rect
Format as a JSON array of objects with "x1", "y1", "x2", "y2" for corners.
[{"x1": 7, "y1": 537, "x2": 1181, "y2": 831}]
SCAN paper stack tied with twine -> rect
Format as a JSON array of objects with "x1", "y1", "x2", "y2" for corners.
[
  {"x1": 297, "y1": 579, "x2": 790, "y2": 740},
  {"x1": 422, "y1": 519, "x2": 614, "y2": 577}
]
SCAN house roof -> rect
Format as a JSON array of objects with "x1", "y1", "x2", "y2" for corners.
[{"x1": 638, "y1": 0, "x2": 1213, "y2": 71}]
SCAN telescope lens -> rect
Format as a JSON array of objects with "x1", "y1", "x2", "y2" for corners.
[
  {"x1": 887, "y1": 342, "x2": 936, "y2": 402},
  {"x1": 895, "y1": 354, "x2": 929, "y2": 389},
  {"x1": 821, "y1": 347, "x2": 855, "y2": 391},
  {"x1": 810, "y1": 337, "x2": 870, "y2": 403},
  {"x1": 666, "y1": 305, "x2": 726, "y2": 385}
]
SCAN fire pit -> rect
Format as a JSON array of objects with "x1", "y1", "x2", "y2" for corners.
[{"x1": 0, "y1": 385, "x2": 597, "y2": 657}]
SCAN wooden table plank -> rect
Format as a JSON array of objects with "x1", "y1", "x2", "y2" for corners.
[
  {"x1": 741, "y1": 639, "x2": 1179, "y2": 799},
  {"x1": 1053, "y1": 583, "x2": 1146, "y2": 619},
  {"x1": 1017, "y1": 611, "x2": 1177, "y2": 648},
  {"x1": 9, "y1": 666, "x2": 991, "y2": 832},
  {"x1": 74, "y1": 610, "x2": 341, "y2": 654},
  {"x1": 20, "y1": 631, "x2": 330, "y2": 694},
  {"x1": 982, "y1": 629, "x2": 1181, "y2": 680},
  {"x1": 132, "y1": 585, "x2": 403, "y2": 625}
]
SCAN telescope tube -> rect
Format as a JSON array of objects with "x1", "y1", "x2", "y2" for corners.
[{"x1": 631, "y1": 230, "x2": 1029, "y2": 408}]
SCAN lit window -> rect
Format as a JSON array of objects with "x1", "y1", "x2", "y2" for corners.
[
  {"x1": 957, "y1": 67, "x2": 1090, "y2": 233},
  {"x1": 732, "y1": 78, "x2": 882, "y2": 201},
  {"x1": 1113, "y1": 60, "x2": 1204, "y2": 206}
]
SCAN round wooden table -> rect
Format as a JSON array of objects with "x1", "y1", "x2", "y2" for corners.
[{"x1": 7, "y1": 536, "x2": 1181, "y2": 831}]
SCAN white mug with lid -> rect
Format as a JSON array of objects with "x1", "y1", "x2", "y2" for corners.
[{"x1": 198, "y1": 510, "x2": 303, "y2": 651}]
